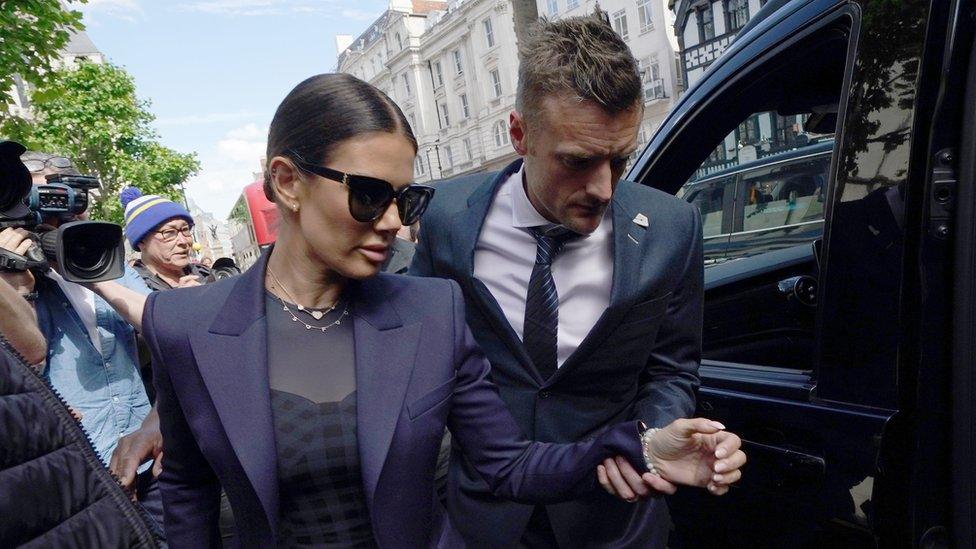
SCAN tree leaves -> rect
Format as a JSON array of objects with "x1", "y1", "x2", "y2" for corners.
[
  {"x1": 2, "y1": 61, "x2": 200, "y2": 224},
  {"x1": 0, "y1": 1, "x2": 86, "y2": 108}
]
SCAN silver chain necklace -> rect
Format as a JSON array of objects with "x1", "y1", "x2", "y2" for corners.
[{"x1": 266, "y1": 267, "x2": 349, "y2": 332}]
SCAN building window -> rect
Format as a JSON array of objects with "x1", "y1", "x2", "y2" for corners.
[
  {"x1": 434, "y1": 61, "x2": 444, "y2": 88},
  {"x1": 452, "y1": 49, "x2": 463, "y2": 75},
  {"x1": 612, "y1": 10, "x2": 629, "y2": 40},
  {"x1": 439, "y1": 101, "x2": 450, "y2": 127},
  {"x1": 737, "y1": 114, "x2": 760, "y2": 146},
  {"x1": 493, "y1": 120, "x2": 509, "y2": 147},
  {"x1": 443, "y1": 144, "x2": 454, "y2": 169},
  {"x1": 725, "y1": 0, "x2": 749, "y2": 32},
  {"x1": 639, "y1": 56, "x2": 665, "y2": 101},
  {"x1": 401, "y1": 73, "x2": 411, "y2": 96},
  {"x1": 637, "y1": 0, "x2": 653, "y2": 32},
  {"x1": 490, "y1": 69, "x2": 502, "y2": 98},
  {"x1": 395, "y1": 32, "x2": 403, "y2": 50},
  {"x1": 547, "y1": 0, "x2": 558, "y2": 15},
  {"x1": 415, "y1": 156, "x2": 426, "y2": 175},
  {"x1": 568, "y1": 0, "x2": 579, "y2": 8},
  {"x1": 460, "y1": 94, "x2": 470, "y2": 119},
  {"x1": 462, "y1": 137, "x2": 473, "y2": 161},
  {"x1": 483, "y1": 18, "x2": 495, "y2": 48},
  {"x1": 697, "y1": 4, "x2": 715, "y2": 42}
]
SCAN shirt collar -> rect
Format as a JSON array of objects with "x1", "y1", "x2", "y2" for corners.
[
  {"x1": 510, "y1": 164, "x2": 555, "y2": 229},
  {"x1": 507, "y1": 164, "x2": 611, "y2": 234}
]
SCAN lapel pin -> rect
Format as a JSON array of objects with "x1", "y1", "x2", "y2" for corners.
[{"x1": 633, "y1": 213, "x2": 649, "y2": 228}]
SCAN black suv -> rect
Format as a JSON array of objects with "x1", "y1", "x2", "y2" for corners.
[{"x1": 628, "y1": 0, "x2": 976, "y2": 546}]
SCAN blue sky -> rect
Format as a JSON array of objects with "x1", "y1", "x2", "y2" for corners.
[{"x1": 77, "y1": 0, "x2": 389, "y2": 218}]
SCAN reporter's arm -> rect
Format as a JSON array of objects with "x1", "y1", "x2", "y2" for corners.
[{"x1": 87, "y1": 280, "x2": 148, "y2": 331}]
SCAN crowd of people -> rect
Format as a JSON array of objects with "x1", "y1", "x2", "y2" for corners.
[{"x1": 0, "y1": 10, "x2": 746, "y2": 549}]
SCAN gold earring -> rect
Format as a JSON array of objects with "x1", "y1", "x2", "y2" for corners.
[{"x1": 292, "y1": 203, "x2": 299, "y2": 212}]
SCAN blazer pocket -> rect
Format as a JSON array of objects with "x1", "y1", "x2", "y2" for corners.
[
  {"x1": 407, "y1": 376, "x2": 457, "y2": 420},
  {"x1": 619, "y1": 291, "x2": 672, "y2": 325}
]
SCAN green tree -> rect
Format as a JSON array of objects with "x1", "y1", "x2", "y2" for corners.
[
  {"x1": 0, "y1": 1, "x2": 87, "y2": 110},
  {"x1": 3, "y1": 61, "x2": 200, "y2": 223}
]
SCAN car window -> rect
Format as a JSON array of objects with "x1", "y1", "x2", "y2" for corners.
[
  {"x1": 739, "y1": 156, "x2": 829, "y2": 233},
  {"x1": 685, "y1": 177, "x2": 730, "y2": 237},
  {"x1": 678, "y1": 114, "x2": 834, "y2": 264}
]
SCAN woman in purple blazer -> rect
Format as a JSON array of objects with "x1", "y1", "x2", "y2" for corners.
[{"x1": 142, "y1": 74, "x2": 745, "y2": 548}]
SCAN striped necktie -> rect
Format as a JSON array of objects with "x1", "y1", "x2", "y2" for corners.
[{"x1": 523, "y1": 226, "x2": 578, "y2": 380}]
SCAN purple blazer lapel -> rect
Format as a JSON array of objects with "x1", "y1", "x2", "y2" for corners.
[
  {"x1": 349, "y1": 277, "x2": 421, "y2": 509},
  {"x1": 188, "y1": 251, "x2": 279, "y2": 538}
]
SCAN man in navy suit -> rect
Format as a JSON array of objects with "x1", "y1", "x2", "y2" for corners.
[{"x1": 411, "y1": 12, "x2": 703, "y2": 548}]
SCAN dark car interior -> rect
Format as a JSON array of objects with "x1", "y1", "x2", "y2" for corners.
[{"x1": 636, "y1": 16, "x2": 852, "y2": 374}]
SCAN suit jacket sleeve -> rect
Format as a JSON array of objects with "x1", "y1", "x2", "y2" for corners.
[
  {"x1": 408, "y1": 210, "x2": 437, "y2": 277},
  {"x1": 143, "y1": 292, "x2": 222, "y2": 547},
  {"x1": 444, "y1": 280, "x2": 647, "y2": 503},
  {"x1": 634, "y1": 204, "x2": 703, "y2": 427}
]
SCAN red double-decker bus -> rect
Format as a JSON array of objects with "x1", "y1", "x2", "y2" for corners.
[{"x1": 228, "y1": 179, "x2": 279, "y2": 270}]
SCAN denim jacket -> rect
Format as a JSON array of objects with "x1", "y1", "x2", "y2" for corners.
[{"x1": 35, "y1": 266, "x2": 152, "y2": 464}]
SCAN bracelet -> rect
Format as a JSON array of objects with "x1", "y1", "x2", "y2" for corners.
[
  {"x1": 639, "y1": 425, "x2": 662, "y2": 476},
  {"x1": 20, "y1": 291, "x2": 38, "y2": 303}
]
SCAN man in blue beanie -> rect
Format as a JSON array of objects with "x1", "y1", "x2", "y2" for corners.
[{"x1": 120, "y1": 187, "x2": 209, "y2": 291}]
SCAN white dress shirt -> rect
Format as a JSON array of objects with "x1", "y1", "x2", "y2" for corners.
[{"x1": 473, "y1": 165, "x2": 613, "y2": 368}]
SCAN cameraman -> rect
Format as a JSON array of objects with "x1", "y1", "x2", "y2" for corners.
[{"x1": 0, "y1": 149, "x2": 164, "y2": 532}]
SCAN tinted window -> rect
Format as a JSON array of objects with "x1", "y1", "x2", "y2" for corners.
[
  {"x1": 685, "y1": 177, "x2": 729, "y2": 237},
  {"x1": 738, "y1": 156, "x2": 829, "y2": 233}
]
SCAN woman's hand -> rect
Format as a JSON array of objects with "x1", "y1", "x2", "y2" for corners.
[
  {"x1": 644, "y1": 418, "x2": 746, "y2": 496},
  {"x1": 598, "y1": 418, "x2": 747, "y2": 501}
]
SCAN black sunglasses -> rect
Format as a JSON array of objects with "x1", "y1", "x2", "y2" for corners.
[{"x1": 288, "y1": 151, "x2": 435, "y2": 226}]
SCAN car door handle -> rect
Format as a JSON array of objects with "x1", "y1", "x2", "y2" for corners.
[
  {"x1": 740, "y1": 438, "x2": 826, "y2": 496},
  {"x1": 778, "y1": 275, "x2": 818, "y2": 306}
]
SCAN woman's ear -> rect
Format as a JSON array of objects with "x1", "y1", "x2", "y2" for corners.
[{"x1": 269, "y1": 156, "x2": 303, "y2": 211}]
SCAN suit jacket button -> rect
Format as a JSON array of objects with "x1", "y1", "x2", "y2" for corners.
[{"x1": 539, "y1": 390, "x2": 550, "y2": 399}]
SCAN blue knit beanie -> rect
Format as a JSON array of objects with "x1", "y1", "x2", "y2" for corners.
[{"x1": 120, "y1": 187, "x2": 193, "y2": 251}]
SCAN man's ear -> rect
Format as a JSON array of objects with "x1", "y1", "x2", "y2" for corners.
[
  {"x1": 268, "y1": 156, "x2": 303, "y2": 208},
  {"x1": 510, "y1": 111, "x2": 528, "y2": 156}
]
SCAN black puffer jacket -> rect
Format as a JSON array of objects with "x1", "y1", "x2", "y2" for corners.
[{"x1": 0, "y1": 335, "x2": 160, "y2": 548}]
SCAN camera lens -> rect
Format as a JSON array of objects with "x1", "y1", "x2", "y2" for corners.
[{"x1": 63, "y1": 226, "x2": 113, "y2": 277}]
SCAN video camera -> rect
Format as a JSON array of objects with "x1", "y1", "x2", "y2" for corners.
[{"x1": 0, "y1": 141, "x2": 125, "y2": 283}]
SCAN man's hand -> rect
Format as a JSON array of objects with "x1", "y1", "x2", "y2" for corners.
[
  {"x1": 0, "y1": 227, "x2": 36, "y2": 293},
  {"x1": 108, "y1": 408, "x2": 163, "y2": 497},
  {"x1": 598, "y1": 456, "x2": 677, "y2": 501},
  {"x1": 176, "y1": 274, "x2": 202, "y2": 288},
  {"x1": 645, "y1": 418, "x2": 746, "y2": 496}
]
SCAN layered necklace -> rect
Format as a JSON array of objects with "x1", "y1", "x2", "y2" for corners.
[{"x1": 266, "y1": 266, "x2": 349, "y2": 333}]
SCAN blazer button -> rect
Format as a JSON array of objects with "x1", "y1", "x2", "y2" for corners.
[{"x1": 539, "y1": 390, "x2": 550, "y2": 399}]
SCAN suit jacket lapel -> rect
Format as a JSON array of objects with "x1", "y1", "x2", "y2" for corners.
[
  {"x1": 450, "y1": 160, "x2": 540, "y2": 382},
  {"x1": 350, "y1": 276, "x2": 421, "y2": 509},
  {"x1": 550, "y1": 186, "x2": 647, "y2": 380},
  {"x1": 188, "y1": 251, "x2": 278, "y2": 538}
]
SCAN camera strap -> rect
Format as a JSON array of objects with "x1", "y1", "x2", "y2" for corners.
[{"x1": 0, "y1": 247, "x2": 47, "y2": 272}]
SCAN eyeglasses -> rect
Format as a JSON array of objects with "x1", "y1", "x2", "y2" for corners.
[
  {"x1": 22, "y1": 156, "x2": 74, "y2": 173},
  {"x1": 156, "y1": 226, "x2": 193, "y2": 243},
  {"x1": 287, "y1": 150, "x2": 435, "y2": 226}
]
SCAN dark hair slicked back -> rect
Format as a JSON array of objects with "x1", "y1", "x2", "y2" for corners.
[{"x1": 263, "y1": 73, "x2": 417, "y2": 201}]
